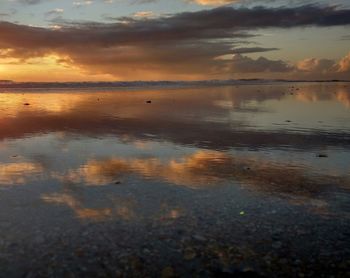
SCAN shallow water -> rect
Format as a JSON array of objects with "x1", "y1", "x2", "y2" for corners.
[{"x1": 0, "y1": 83, "x2": 349, "y2": 276}]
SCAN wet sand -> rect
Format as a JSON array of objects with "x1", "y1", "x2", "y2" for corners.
[{"x1": 0, "y1": 83, "x2": 349, "y2": 277}]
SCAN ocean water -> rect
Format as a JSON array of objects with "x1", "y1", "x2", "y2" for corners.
[{"x1": 0, "y1": 83, "x2": 349, "y2": 276}]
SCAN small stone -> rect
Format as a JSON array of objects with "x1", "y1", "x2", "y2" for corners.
[
  {"x1": 264, "y1": 255, "x2": 271, "y2": 262},
  {"x1": 24, "y1": 103, "x2": 30, "y2": 106},
  {"x1": 272, "y1": 241, "x2": 282, "y2": 249},
  {"x1": 34, "y1": 236, "x2": 45, "y2": 244},
  {"x1": 75, "y1": 248, "x2": 84, "y2": 257},
  {"x1": 161, "y1": 266, "x2": 174, "y2": 278},
  {"x1": 272, "y1": 233, "x2": 280, "y2": 240},
  {"x1": 279, "y1": 258, "x2": 288, "y2": 264},
  {"x1": 115, "y1": 181, "x2": 121, "y2": 184},
  {"x1": 146, "y1": 100, "x2": 152, "y2": 104},
  {"x1": 193, "y1": 235, "x2": 206, "y2": 242},
  {"x1": 184, "y1": 248, "x2": 196, "y2": 260},
  {"x1": 317, "y1": 154, "x2": 328, "y2": 158}
]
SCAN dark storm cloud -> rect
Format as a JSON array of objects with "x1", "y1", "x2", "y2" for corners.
[
  {"x1": 340, "y1": 35, "x2": 350, "y2": 40},
  {"x1": 103, "y1": 5, "x2": 350, "y2": 42},
  {"x1": 231, "y1": 54, "x2": 292, "y2": 72},
  {"x1": 17, "y1": 0, "x2": 46, "y2": 4},
  {"x1": 231, "y1": 47, "x2": 279, "y2": 54},
  {"x1": 2, "y1": 5, "x2": 349, "y2": 47},
  {"x1": 1, "y1": 5, "x2": 350, "y2": 79},
  {"x1": 44, "y1": 9, "x2": 64, "y2": 18}
]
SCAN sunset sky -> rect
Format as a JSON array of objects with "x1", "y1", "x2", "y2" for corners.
[{"x1": 0, "y1": 0, "x2": 350, "y2": 81}]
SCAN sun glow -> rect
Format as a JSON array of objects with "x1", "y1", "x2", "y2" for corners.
[{"x1": 0, "y1": 55, "x2": 115, "y2": 82}]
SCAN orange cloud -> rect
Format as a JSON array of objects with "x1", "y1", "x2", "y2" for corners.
[
  {"x1": 337, "y1": 52, "x2": 350, "y2": 73},
  {"x1": 296, "y1": 58, "x2": 335, "y2": 73}
]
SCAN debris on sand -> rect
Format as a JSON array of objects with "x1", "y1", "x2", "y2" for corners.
[
  {"x1": 317, "y1": 154, "x2": 328, "y2": 158},
  {"x1": 146, "y1": 100, "x2": 152, "y2": 104},
  {"x1": 24, "y1": 103, "x2": 30, "y2": 106}
]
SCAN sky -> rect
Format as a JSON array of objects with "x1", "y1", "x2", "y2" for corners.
[{"x1": 0, "y1": 0, "x2": 350, "y2": 81}]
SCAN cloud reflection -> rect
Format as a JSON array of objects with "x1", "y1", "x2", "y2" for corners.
[
  {"x1": 41, "y1": 191, "x2": 136, "y2": 221},
  {"x1": 0, "y1": 162, "x2": 43, "y2": 185},
  {"x1": 41, "y1": 150, "x2": 350, "y2": 220},
  {"x1": 54, "y1": 150, "x2": 350, "y2": 195},
  {"x1": 0, "y1": 86, "x2": 350, "y2": 152},
  {"x1": 41, "y1": 193, "x2": 113, "y2": 221}
]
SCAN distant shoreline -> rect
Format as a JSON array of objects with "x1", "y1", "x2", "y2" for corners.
[{"x1": 0, "y1": 79, "x2": 349, "y2": 89}]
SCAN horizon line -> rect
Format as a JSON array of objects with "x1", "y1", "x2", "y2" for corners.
[{"x1": 1, "y1": 78, "x2": 350, "y2": 87}]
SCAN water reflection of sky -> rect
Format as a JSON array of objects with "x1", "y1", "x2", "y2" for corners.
[{"x1": 0, "y1": 83, "x2": 349, "y2": 221}]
